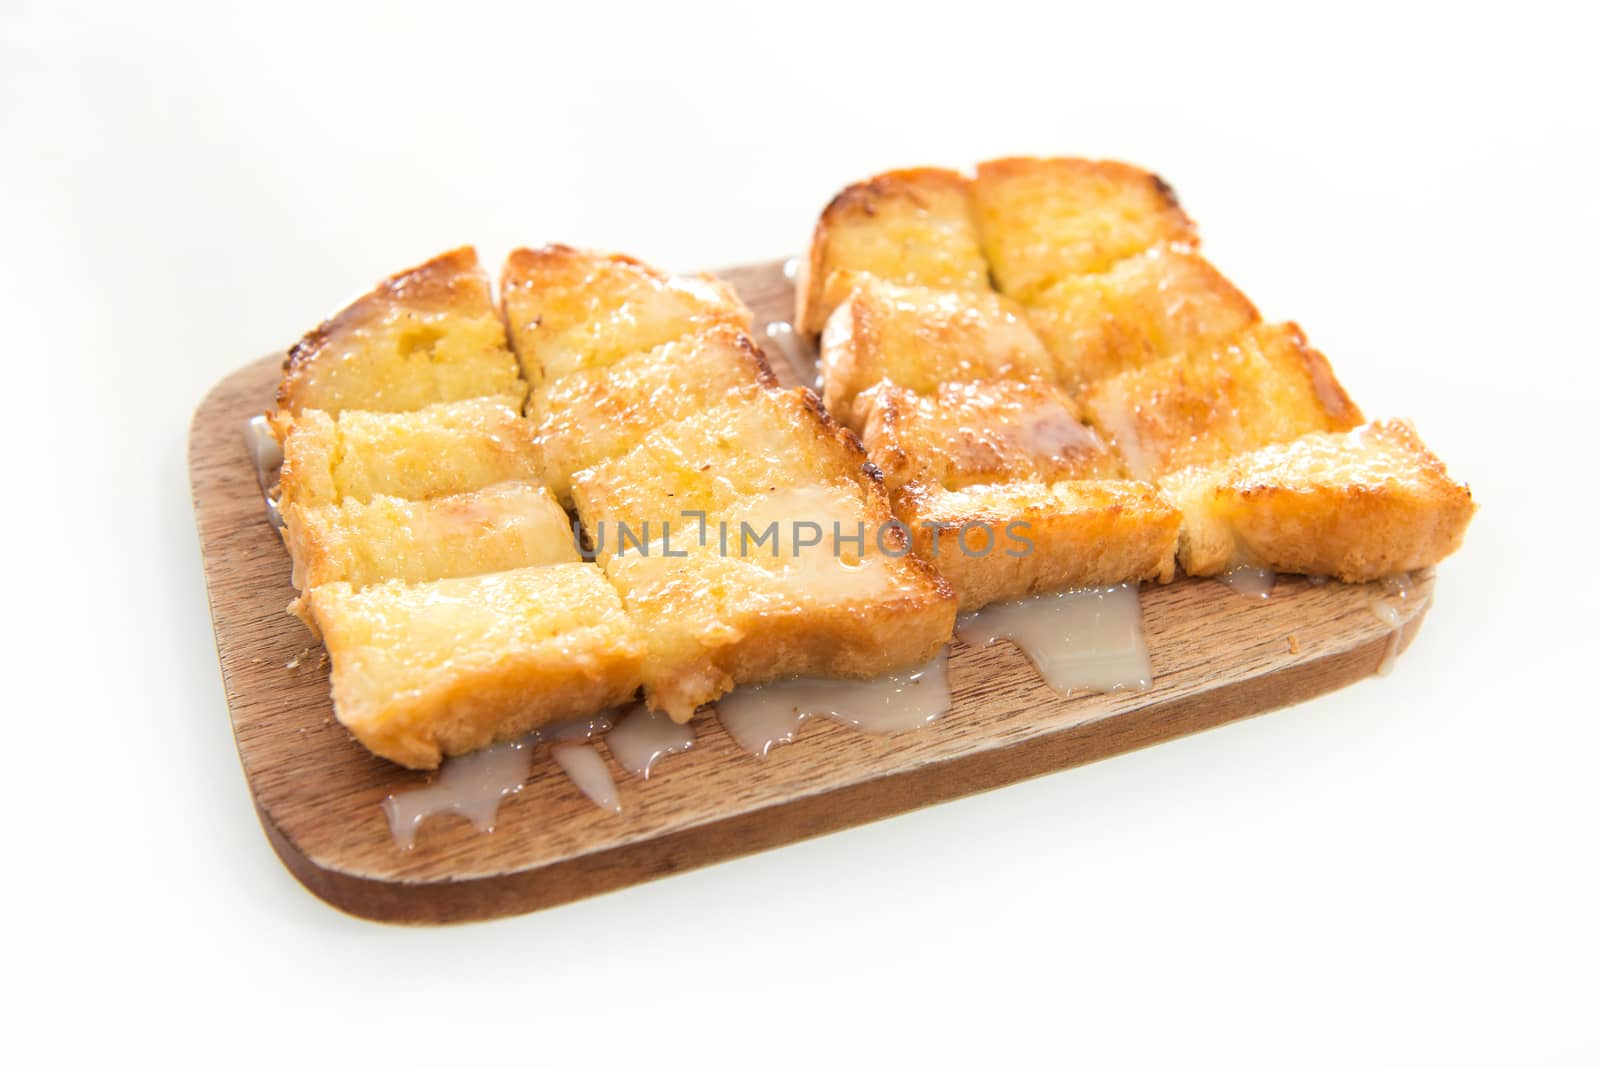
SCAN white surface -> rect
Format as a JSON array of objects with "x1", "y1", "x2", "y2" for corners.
[{"x1": 4, "y1": 1, "x2": 1597, "y2": 1063}]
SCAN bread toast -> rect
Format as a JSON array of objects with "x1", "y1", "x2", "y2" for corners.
[
  {"x1": 1079, "y1": 322, "x2": 1363, "y2": 480},
  {"x1": 972, "y1": 158, "x2": 1197, "y2": 302},
  {"x1": 1025, "y1": 245, "x2": 1260, "y2": 394},
  {"x1": 302, "y1": 564, "x2": 643, "y2": 769},
  {"x1": 532, "y1": 324, "x2": 776, "y2": 503},
  {"x1": 274, "y1": 397, "x2": 541, "y2": 508},
  {"x1": 598, "y1": 481, "x2": 956, "y2": 721},
  {"x1": 894, "y1": 480, "x2": 1180, "y2": 608},
  {"x1": 280, "y1": 481, "x2": 578, "y2": 591},
  {"x1": 502, "y1": 245, "x2": 750, "y2": 388},
  {"x1": 796, "y1": 168, "x2": 990, "y2": 337},
  {"x1": 1158, "y1": 420, "x2": 1475, "y2": 581},
  {"x1": 860, "y1": 379, "x2": 1122, "y2": 494},
  {"x1": 277, "y1": 247, "x2": 526, "y2": 415},
  {"x1": 570, "y1": 388, "x2": 880, "y2": 546},
  {"x1": 572, "y1": 387, "x2": 955, "y2": 718},
  {"x1": 820, "y1": 274, "x2": 1054, "y2": 431}
]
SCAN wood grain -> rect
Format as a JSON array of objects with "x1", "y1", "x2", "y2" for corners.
[{"x1": 188, "y1": 258, "x2": 1434, "y2": 924}]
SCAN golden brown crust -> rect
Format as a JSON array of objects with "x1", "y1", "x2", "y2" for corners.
[
  {"x1": 305, "y1": 565, "x2": 643, "y2": 769},
  {"x1": 1025, "y1": 246, "x2": 1260, "y2": 393},
  {"x1": 531, "y1": 325, "x2": 777, "y2": 503},
  {"x1": 280, "y1": 481, "x2": 578, "y2": 591},
  {"x1": 571, "y1": 388, "x2": 885, "y2": 555},
  {"x1": 570, "y1": 384, "x2": 954, "y2": 718},
  {"x1": 284, "y1": 247, "x2": 486, "y2": 372},
  {"x1": 501, "y1": 245, "x2": 749, "y2": 388},
  {"x1": 820, "y1": 274, "x2": 1056, "y2": 430},
  {"x1": 278, "y1": 247, "x2": 525, "y2": 415},
  {"x1": 1079, "y1": 322, "x2": 1365, "y2": 480},
  {"x1": 1158, "y1": 420, "x2": 1475, "y2": 581},
  {"x1": 275, "y1": 398, "x2": 542, "y2": 509},
  {"x1": 861, "y1": 380, "x2": 1122, "y2": 494},
  {"x1": 972, "y1": 157, "x2": 1198, "y2": 302},
  {"x1": 895, "y1": 480, "x2": 1181, "y2": 609},
  {"x1": 796, "y1": 167, "x2": 990, "y2": 337}
]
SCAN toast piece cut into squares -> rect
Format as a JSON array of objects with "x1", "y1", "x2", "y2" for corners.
[
  {"x1": 274, "y1": 397, "x2": 541, "y2": 509},
  {"x1": 1025, "y1": 245, "x2": 1260, "y2": 393},
  {"x1": 1157, "y1": 420, "x2": 1475, "y2": 582},
  {"x1": 860, "y1": 380, "x2": 1123, "y2": 494},
  {"x1": 281, "y1": 481, "x2": 578, "y2": 591},
  {"x1": 501, "y1": 245, "x2": 750, "y2": 388},
  {"x1": 531, "y1": 325, "x2": 776, "y2": 503},
  {"x1": 972, "y1": 157, "x2": 1198, "y2": 303},
  {"x1": 570, "y1": 387, "x2": 877, "y2": 556},
  {"x1": 277, "y1": 247, "x2": 526, "y2": 415},
  {"x1": 796, "y1": 168, "x2": 991, "y2": 337},
  {"x1": 1079, "y1": 322, "x2": 1363, "y2": 480},
  {"x1": 599, "y1": 481, "x2": 956, "y2": 721},
  {"x1": 893, "y1": 479, "x2": 1181, "y2": 610},
  {"x1": 302, "y1": 563, "x2": 643, "y2": 769},
  {"x1": 819, "y1": 274, "x2": 1055, "y2": 431}
]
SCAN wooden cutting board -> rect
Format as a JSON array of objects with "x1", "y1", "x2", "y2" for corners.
[{"x1": 187, "y1": 257, "x2": 1433, "y2": 924}]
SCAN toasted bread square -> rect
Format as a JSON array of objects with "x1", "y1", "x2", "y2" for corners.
[
  {"x1": 1158, "y1": 420, "x2": 1475, "y2": 581},
  {"x1": 277, "y1": 247, "x2": 526, "y2": 415},
  {"x1": 894, "y1": 480, "x2": 1181, "y2": 609},
  {"x1": 570, "y1": 388, "x2": 876, "y2": 550},
  {"x1": 1079, "y1": 322, "x2": 1363, "y2": 480},
  {"x1": 275, "y1": 397, "x2": 541, "y2": 508},
  {"x1": 531, "y1": 325, "x2": 776, "y2": 503},
  {"x1": 819, "y1": 274, "x2": 1055, "y2": 430},
  {"x1": 860, "y1": 380, "x2": 1122, "y2": 494},
  {"x1": 972, "y1": 157, "x2": 1198, "y2": 302},
  {"x1": 501, "y1": 245, "x2": 750, "y2": 388},
  {"x1": 599, "y1": 482, "x2": 956, "y2": 720},
  {"x1": 303, "y1": 563, "x2": 642, "y2": 769},
  {"x1": 281, "y1": 481, "x2": 577, "y2": 591},
  {"x1": 797, "y1": 168, "x2": 991, "y2": 336},
  {"x1": 1025, "y1": 245, "x2": 1260, "y2": 393}
]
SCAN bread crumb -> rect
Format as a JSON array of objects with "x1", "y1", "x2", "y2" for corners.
[{"x1": 1287, "y1": 634, "x2": 1300, "y2": 654}]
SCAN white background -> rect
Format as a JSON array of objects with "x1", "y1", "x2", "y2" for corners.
[{"x1": 4, "y1": 1, "x2": 1597, "y2": 1063}]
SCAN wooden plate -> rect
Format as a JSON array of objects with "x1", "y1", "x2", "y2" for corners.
[{"x1": 187, "y1": 258, "x2": 1433, "y2": 924}]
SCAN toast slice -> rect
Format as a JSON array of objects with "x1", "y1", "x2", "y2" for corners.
[
  {"x1": 1079, "y1": 322, "x2": 1363, "y2": 480},
  {"x1": 859, "y1": 379, "x2": 1123, "y2": 494},
  {"x1": 894, "y1": 480, "x2": 1180, "y2": 608},
  {"x1": 572, "y1": 387, "x2": 954, "y2": 718},
  {"x1": 1158, "y1": 420, "x2": 1475, "y2": 581},
  {"x1": 274, "y1": 397, "x2": 541, "y2": 508},
  {"x1": 1025, "y1": 245, "x2": 1260, "y2": 393},
  {"x1": 972, "y1": 157, "x2": 1198, "y2": 303},
  {"x1": 570, "y1": 388, "x2": 879, "y2": 550},
  {"x1": 531, "y1": 324, "x2": 776, "y2": 503},
  {"x1": 277, "y1": 247, "x2": 526, "y2": 415},
  {"x1": 598, "y1": 482, "x2": 956, "y2": 721},
  {"x1": 280, "y1": 481, "x2": 577, "y2": 591},
  {"x1": 819, "y1": 273, "x2": 1055, "y2": 431},
  {"x1": 796, "y1": 168, "x2": 991, "y2": 337},
  {"x1": 502, "y1": 245, "x2": 750, "y2": 388},
  {"x1": 302, "y1": 564, "x2": 643, "y2": 769}
]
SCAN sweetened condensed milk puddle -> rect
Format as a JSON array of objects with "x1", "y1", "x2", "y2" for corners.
[
  {"x1": 956, "y1": 583, "x2": 1152, "y2": 695},
  {"x1": 1218, "y1": 564, "x2": 1275, "y2": 601},
  {"x1": 1369, "y1": 571, "x2": 1427, "y2": 676},
  {"x1": 607, "y1": 705, "x2": 695, "y2": 779},
  {"x1": 716, "y1": 650, "x2": 951, "y2": 757},
  {"x1": 383, "y1": 712, "x2": 622, "y2": 847},
  {"x1": 383, "y1": 738, "x2": 533, "y2": 850},
  {"x1": 551, "y1": 743, "x2": 622, "y2": 814}
]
